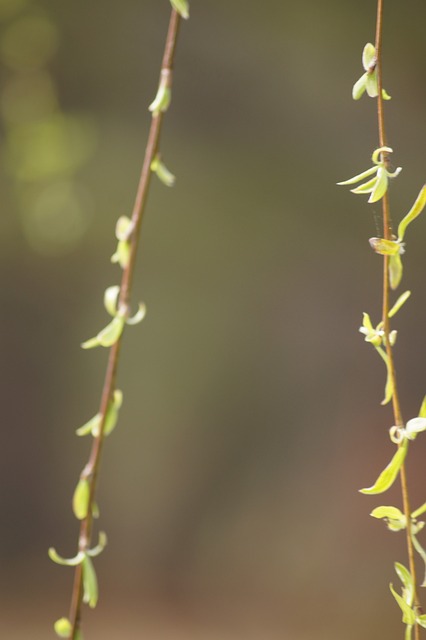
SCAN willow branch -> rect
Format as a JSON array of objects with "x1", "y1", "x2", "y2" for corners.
[
  {"x1": 68, "y1": 9, "x2": 182, "y2": 638},
  {"x1": 375, "y1": 0, "x2": 420, "y2": 632}
]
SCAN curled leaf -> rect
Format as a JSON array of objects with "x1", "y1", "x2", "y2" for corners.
[
  {"x1": 405, "y1": 417, "x2": 426, "y2": 440},
  {"x1": 48, "y1": 547, "x2": 84, "y2": 567},
  {"x1": 87, "y1": 531, "x2": 107, "y2": 558},
  {"x1": 369, "y1": 237, "x2": 402, "y2": 256},
  {"x1": 104, "y1": 286, "x2": 120, "y2": 317},
  {"x1": 72, "y1": 478, "x2": 90, "y2": 520},
  {"x1": 126, "y1": 302, "x2": 146, "y2": 326},
  {"x1": 370, "y1": 505, "x2": 405, "y2": 521},
  {"x1": 360, "y1": 440, "x2": 408, "y2": 495},
  {"x1": 375, "y1": 346, "x2": 394, "y2": 405},
  {"x1": 362, "y1": 43, "x2": 376, "y2": 70}
]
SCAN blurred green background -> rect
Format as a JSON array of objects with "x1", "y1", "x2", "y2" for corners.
[{"x1": 2, "y1": 0, "x2": 426, "y2": 638}]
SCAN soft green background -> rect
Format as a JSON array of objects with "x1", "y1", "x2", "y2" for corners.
[{"x1": 2, "y1": 1, "x2": 426, "y2": 638}]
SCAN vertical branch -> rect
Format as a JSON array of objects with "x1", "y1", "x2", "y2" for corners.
[
  {"x1": 374, "y1": 0, "x2": 420, "y2": 633},
  {"x1": 66, "y1": 9, "x2": 183, "y2": 639}
]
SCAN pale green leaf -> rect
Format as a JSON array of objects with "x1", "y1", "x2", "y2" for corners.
[
  {"x1": 389, "y1": 583, "x2": 416, "y2": 625},
  {"x1": 87, "y1": 531, "x2": 107, "y2": 558},
  {"x1": 368, "y1": 166, "x2": 388, "y2": 203},
  {"x1": 104, "y1": 286, "x2": 120, "y2": 317},
  {"x1": 126, "y1": 302, "x2": 146, "y2": 326},
  {"x1": 382, "y1": 88, "x2": 392, "y2": 100},
  {"x1": 417, "y1": 615, "x2": 426, "y2": 629},
  {"x1": 412, "y1": 501, "x2": 426, "y2": 519},
  {"x1": 388, "y1": 291, "x2": 411, "y2": 318},
  {"x1": 111, "y1": 240, "x2": 131, "y2": 269},
  {"x1": 115, "y1": 216, "x2": 133, "y2": 241},
  {"x1": 337, "y1": 165, "x2": 377, "y2": 186},
  {"x1": 375, "y1": 346, "x2": 394, "y2": 405},
  {"x1": 394, "y1": 562, "x2": 414, "y2": 606},
  {"x1": 389, "y1": 253, "x2": 403, "y2": 290},
  {"x1": 405, "y1": 417, "x2": 426, "y2": 440},
  {"x1": 76, "y1": 413, "x2": 101, "y2": 437},
  {"x1": 360, "y1": 441, "x2": 408, "y2": 494},
  {"x1": 411, "y1": 533, "x2": 426, "y2": 587},
  {"x1": 397, "y1": 185, "x2": 426, "y2": 241},
  {"x1": 372, "y1": 146, "x2": 393, "y2": 164},
  {"x1": 362, "y1": 43, "x2": 376, "y2": 70},
  {"x1": 103, "y1": 389, "x2": 123, "y2": 436},
  {"x1": 72, "y1": 478, "x2": 90, "y2": 520},
  {"x1": 82, "y1": 555, "x2": 98, "y2": 608},
  {"x1": 369, "y1": 237, "x2": 400, "y2": 256},
  {"x1": 365, "y1": 70, "x2": 378, "y2": 97},
  {"x1": 54, "y1": 617, "x2": 72, "y2": 638},
  {"x1": 350, "y1": 176, "x2": 377, "y2": 194},
  {"x1": 97, "y1": 316, "x2": 125, "y2": 347},
  {"x1": 170, "y1": 0, "x2": 189, "y2": 19},
  {"x1": 149, "y1": 84, "x2": 171, "y2": 116},
  {"x1": 48, "y1": 547, "x2": 84, "y2": 567},
  {"x1": 151, "y1": 155, "x2": 176, "y2": 187},
  {"x1": 370, "y1": 506, "x2": 405, "y2": 521},
  {"x1": 352, "y1": 74, "x2": 367, "y2": 100}
]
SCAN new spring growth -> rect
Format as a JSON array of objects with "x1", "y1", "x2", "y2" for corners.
[
  {"x1": 352, "y1": 43, "x2": 391, "y2": 100},
  {"x1": 151, "y1": 154, "x2": 176, "y2": 187},
  {"x1": 111, "y1": 215, "x2": 134, "y2": 269},
  {"x1": 369, "y1": 184, "x2": 426, "y2": 290},
  {"x1": 337, "y1": 146, "x2": 401, "y2": 203},
  {"x1": 81, "y1": 285, "x2": 146, "y2": 349},
  {"x1": 169, "y1": 0, "x2": 189, "y2": 19}
]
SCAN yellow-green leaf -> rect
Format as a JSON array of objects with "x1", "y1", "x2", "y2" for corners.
[
  {"x1": 54, "y1": 617, "x2": 72, "y2": 638},
  {"x1": 360, "y1": 441, "x2": 408, "y2": 495},
  {"x1": 389, "y1": 253, "x2": 403, "y2": 290},
  {"x1": 82, "y1": 555, "x2": 98, "y2": 608},
  {"x1": 397, "y1": 185, "x2": 426, "y2": 241},
  {"x1": 72, "y1": 478, "x2": 90, "y2": 520}
]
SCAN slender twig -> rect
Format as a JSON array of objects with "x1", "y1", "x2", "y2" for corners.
[
  {"x1": 374, "y1": 1, "x2": 420, "y2": 634},
  {"x1": 67, "y1": 9, "x2": 182, "y2": 638}
]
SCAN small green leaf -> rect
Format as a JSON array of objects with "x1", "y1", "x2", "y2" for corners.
[
  {"x1": 405, "y1": 417, "x2": 426, "y2": 440},
  {"x1": 360, "y1": 441, "x2": 408, "y2": 494},
  {"x1": 76, "y1": 413, "x2": 101, "y2": 437},
  {"x1": 411, "y1": 533, "x2": 426, "y2": 587},
  {"x1": 389, "y1": 253, "x2": 403, "y2": 290},
  {"x1": 54, "y1": 617, "x2": 72, "y2": 638},
  {"x1": 369, "y1": 237, "x2": 401, "y2": 256},
  {"x1": 366, "y1": 70, "x2": 379, "y2": 98},
  {"x1": 412, "y1": 501, "x2": 426, "y2": 519},
  {"x1": 149, "y1": 74, "x2": 171, "y2": 116},
  {"x1": 87, "y1": 531, "x2": 107, "y2": 558},
  {"x1": 352, "y1": 74, "x2": 367, "y2": 100},
  {"x1": 81, "y1": 316, "x2": 125, "y2": 349},
  {"x1": 368, "y1": 166, "x2": 388, "y2": 203},
  {"x1": 350, "y1": 176, "x2": 377, "y2": 194},
  {"x1": 394, "y1": 562, "x2": 414, "y2": 606},
  {"x1": 151, "y1": 154, "x2": 176, "y2": 187},
  {"x1": 48, "y1": 547, "x2": 84, "y2": 567},
  {"x1": 126, "y1": 302, "x2": 146, "y2": 326},
  {"x1": 371, "y1": 505, "x2": 405, "y2": 521},
  {"x1": 170, "y1": 0, "x2": 189, "y2": 19},
  {"x1": 362, "y1": 44, "x2": 376, "y2": 70},
  {"x1": 115, "y1": 216, "x2": 133, "y2": 241},
  {"x1": 389, "y1": 583, "x2": 416, "y2": 625},
  {"x1": 375, "y1": 346, "x2": 394, "y2": 405},
  {"x1": 104, "y1": 286, "x2": 120, "y2": 317},
  {"x1": 111, "y1": 240, "x2": 131, "y2": 269},
  {"x1": 382, "y1": 88, "x2": 392, "y2": 100},
  {"x1": 72, "y1": 478, "x2": 90, "y2": 520},
  {"x1": 397, "y1": 185, "x2": 426, "y2": 241},
  {"x1": 95, "y1": 316, "x2": 124, "y2": 346},
  {"x1": 388, "y1": 291, "x2": 411, "y2": 318},
  {"x1": 103, "y1": 390, "x2": 123, "y2": 437},
  {"x1": 337, "y1": 165, "x2": 377, "y2": 186},
  {"x1": 82, "y1": 555, "x2": 98, "y2": 608}
]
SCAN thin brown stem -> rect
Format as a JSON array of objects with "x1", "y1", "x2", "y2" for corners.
[
  {"x1": 67, "y1": 9, "x2": 182, "y2": 639},
  {"x1": 375, "y1": 1, "x2": 421, "y2": 635}
]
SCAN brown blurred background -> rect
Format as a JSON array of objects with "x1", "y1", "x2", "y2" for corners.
[{"x1": 1, "y1": 0, "x2": 426, "y2": 638}]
